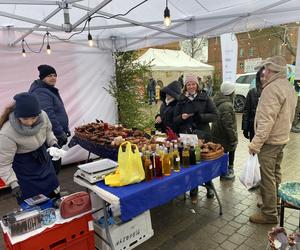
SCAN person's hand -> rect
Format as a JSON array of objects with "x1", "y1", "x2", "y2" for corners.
[
  {"x1": 243, "y1": 130, "x2": 250, "y2": 139},
  {"x1": 248, "y1": 147, "x2": 257, "y2": 155},
  {"x1": 155, "y1": 116, "x2": 162, "y2": 124},
  {"x1": 57, "y1": 132, "x2": 68, "y2": 147},
  {"x1": 12, "y1": 186, "x2": 22, "y2": 199},
  {"x1": 182, "y1": 113, "x2": 191, "y2": 120}
]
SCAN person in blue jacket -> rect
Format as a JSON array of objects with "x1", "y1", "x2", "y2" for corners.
[{"x1": 29, "y1": 65, "x2": 70, "y2": 174}]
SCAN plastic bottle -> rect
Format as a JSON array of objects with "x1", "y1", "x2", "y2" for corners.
[{"x1": 173, "y1": 144, "x2": 181, "y2": 172}]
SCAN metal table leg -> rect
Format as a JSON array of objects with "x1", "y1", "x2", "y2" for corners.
[
  {"x1": 205, "y1": 182, "x2": 223, "y2": 215},
  {"x1": 101, "y1": 199, "x2": 115, "y2": 250},
  {"x1": 280, "y1": 201, "x2": 285, "y2": 227}
]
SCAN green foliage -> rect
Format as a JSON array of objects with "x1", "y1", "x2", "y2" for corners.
[
  {"x1": 105, "y1": 51, "x2": 154, "y2": 130},
  {"x1": 212, "y1": 71, "x2": 222, "y2": 95}
]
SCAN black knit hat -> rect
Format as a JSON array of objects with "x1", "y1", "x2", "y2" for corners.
[
  {"x1": 38, "y1": 64, "x2": 57, "y2": 80},
  {"x1": 14, "y1": 92, "x2": 41, "y2": 118}
]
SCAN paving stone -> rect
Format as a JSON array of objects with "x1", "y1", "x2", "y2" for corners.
[
  {"x1": 237, "y1": 224, "x2": 256, "y2": 237},
  {"x1": 219, "y1": 224, "x2": 237, "y2": 236},
  {"x1": 220, "y1": 240, "x2": 239, "y2": 250},
  {"x1": 212, "y1": 232, "x2": 228, "y2": 244},
  {"x1": 228, "y1": 221, "x2": 243, "y2": 229},
  {"x1": 233, "y1": 214, "x2": 249, "y2": 224},
  {"x1": 227, "y1": 233, "x2": 247, "y2": 245}
]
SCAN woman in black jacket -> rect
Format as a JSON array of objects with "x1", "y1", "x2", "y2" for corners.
[
  {"x1": 174, "y1": 75, "x2": 218, "y2": 204},
  {"x1": 242, "y1": 67, "x2": 264, "y2": 141},
  {"x1": 155, "y1": 81, "x2": 182, "y2": 133}
]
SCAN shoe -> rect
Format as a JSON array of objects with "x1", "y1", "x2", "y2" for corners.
[
  {"x1": 249, "y1": 212, "x2": 278, "y2": 224},
  {"x1": 206, "y1": 188, "x2": 215, "y2": 199},
  {"x1": 191, "y1": 196, "x2": 198, "y2": 204},
  {"x1": 220, "y1": 167, "x2": 235, "y2": 181},
  {"x1": 291, "y1": 126, "x2": 300, "y2": 133}
]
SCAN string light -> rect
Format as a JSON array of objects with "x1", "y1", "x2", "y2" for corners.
[
  {"x1": 87, "y1": 17, "x2": 93, "y2": 47},
  {"x1": 163, "y1": 0, "x2": 171, "y2": 27},
  {"x1": 46, "y1": 32, "x2": 51, "y2": 54},
  {"x1": 21, "y1": 39, "x2": 26, "y2": 57}
]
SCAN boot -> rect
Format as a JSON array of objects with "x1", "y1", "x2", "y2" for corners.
[
  {"x1": 220, "y1": 166, "x2": 235, "y2": 181},
  {"x1": 249, "y1": 212, "x2": 278, "y2": 224}
]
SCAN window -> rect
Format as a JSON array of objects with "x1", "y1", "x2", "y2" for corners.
[
  {"x1": 248, "y1": 47, "x2": 254, "y2": 57},
  {"x1": 236, "y1": 74, "x2": 256, "y2": 84},
  {"x1": 239, "y1": 48, "x2": 244, "y2": 57},
  {"x1": 239, "y1": 62, "x2": 244, "y2": 69}
]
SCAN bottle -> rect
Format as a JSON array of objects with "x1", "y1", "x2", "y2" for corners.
[
  {"x1": 189, "y1": 143, "x2": 196, "y2": 165},
  {"x1": 195, "y1": 142, "x2": 201, "y2": 163},
  {"x1": 162, "y1": 148, "x2": 171, "y2": 176},
  {"x1": 141, "y1": 144, "x2": 147, "y2": 169},
  {"x1": 154, "y1": 145, "x2": 163, "y2": 178},
  {"x1": 178, "y1": 142, "x2": 184, "y2": 165},
  {"x1": 148, "y1": 145, "x2": 155, "y2": 177},
  {"x1": 173, "y1": 144, "x2": 181, "y2": 172},
  {"x1": 169, "y1": 143, "x2": 174, "y2": 170},
  {"x1": 182, "y1": 144, "x2": 190, "y2": 168},
  {"x1": 144, "y1": 151, "x2": 153, "y2": 181}
]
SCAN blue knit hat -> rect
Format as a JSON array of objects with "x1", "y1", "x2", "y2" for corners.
[{"x1": 14, "y1": 92, "x2": 41, "y2": 118}]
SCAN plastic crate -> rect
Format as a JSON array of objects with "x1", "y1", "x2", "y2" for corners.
[
  {"x1": 94, "y1": 210, "x2": 153, "y2": 250},
  {"x1": 3, "y1": 213, "x2": 95, "y2": 250}
]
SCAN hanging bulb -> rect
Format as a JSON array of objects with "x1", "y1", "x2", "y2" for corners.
[
  {"x1": 88, "y1": 33, "x2": 93, "y2": 47},
  {"x1": 164, "y1": 6, "x2": 171, "y2": 27},
  {"x1": 47, "y1": 44, "x2": 51, "y2": 55},
  {"x1": 22, "y1": 48, "x2": 26, "y2": 57}
]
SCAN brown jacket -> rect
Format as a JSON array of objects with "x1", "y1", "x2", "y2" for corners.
[{"x1": 249, "y1": 72, "x2": 297, "y2": 153}]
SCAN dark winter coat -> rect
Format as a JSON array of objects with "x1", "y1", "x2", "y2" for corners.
[
  {"x1": 155, "y1": 81, "x2": 181, "y2": 132},
  {"x1": 211, "y1": 92, "x2": 238, "y2": 152},
  {"x1": 29, "y1": 79, "x2": 69, "y2": 137},
  {"x1": 174, "y1": 91, "x2": 217, "y2": 139},
  {"x1": 242, "y1": 88, "x2": 260, "y2": 141}
]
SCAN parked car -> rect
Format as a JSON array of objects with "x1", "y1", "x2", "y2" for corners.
[{"x1": 234, "y1": 72, "x2": 256, "y2": 112}]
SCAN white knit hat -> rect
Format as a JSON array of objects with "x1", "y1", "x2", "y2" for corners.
[{"x1": 220, "y1": 81, "x2": 236, "y2": 95}]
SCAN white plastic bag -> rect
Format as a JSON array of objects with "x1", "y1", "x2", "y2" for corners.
[
  {"x1": 47, "y1": 147, "x2": 67, "y2": 161},
  {"x1": 239, "y1": 154, "x2": 261, "y2": 190}
]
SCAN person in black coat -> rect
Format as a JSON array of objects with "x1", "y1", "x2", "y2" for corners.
[
  {"x1": 155, "y1": 81, "x2": 181, "y2": 133},
  {"x1": 29, "y1": 65, "x2": 70, "y2": 174},
  {"x1": 174, "y1": 75, "x2": 218, "y2": 204},
  {"x1": 242, "y1": 67, "x2": 264, "y2": 141}
]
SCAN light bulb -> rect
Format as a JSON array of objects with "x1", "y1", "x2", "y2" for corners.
[
  {"x1": 22, "y1": 48, "x2": 26, "y2": 57},
  {"x1": 47, "y1": 44, "x2": 51, "y2": 55},
  {"x1": 164, "y1": 7, "x2": 171, "y2": 27},
  {"x1": 88, "y1": 33, "x2": 93, "y2": 47}
]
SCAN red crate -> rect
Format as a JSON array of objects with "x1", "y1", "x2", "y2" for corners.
[{"x1": 3, "y1": 213, "x2": 94, "y2": 250}]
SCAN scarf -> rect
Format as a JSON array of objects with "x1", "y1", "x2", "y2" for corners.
[
  {"x1": 185, "y1": 92, "x2": 197, "y2": 101},
  {"x1": 9, "y1": 112, "x2": 44, "y2": 136}
]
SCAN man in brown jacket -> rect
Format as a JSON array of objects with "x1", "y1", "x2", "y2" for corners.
[{"x1": 248, "y1": 56, "x2": 297, "y2": 224}]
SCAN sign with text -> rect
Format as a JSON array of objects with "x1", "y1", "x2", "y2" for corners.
[
  {"x1": 221, "y1": 33, "x2": 238, "y2": 82},
  {"x1": 244, "y1": 58, "x2": 262, "y2": 73}
]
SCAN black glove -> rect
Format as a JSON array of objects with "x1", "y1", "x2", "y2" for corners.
[
  {"x1": 12, "y1": 186, "x2": 22, "y2": 199},
  {"x1": 52, "y1": 143, "x2": 61, "y2": 149},
  {"x1": 243, "y1": 130, "x2": 250, "y2": 139},
  {"x1": 57, "y1": 132, "x2": 68, "y2": 147}
]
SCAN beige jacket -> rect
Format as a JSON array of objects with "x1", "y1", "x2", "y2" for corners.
[{"x1": 249, "y1": 72, "x2": 297, "y2": 153}]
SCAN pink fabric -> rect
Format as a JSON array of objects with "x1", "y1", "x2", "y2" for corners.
[{"x1": 184, "y1": 74, "x2": 198, "y2": 85}]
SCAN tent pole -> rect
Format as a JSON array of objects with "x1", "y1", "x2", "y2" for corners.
[
  {"x1": 11, "y1": 7, "x2": 62, "y2": 46},
  {"x1": 73, "y1": 3, "x2": 189, "y2": 39}
]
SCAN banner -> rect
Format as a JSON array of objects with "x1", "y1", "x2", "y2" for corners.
[{"x1": 220, "y1": 33, "x2": 238, "y2": 82}]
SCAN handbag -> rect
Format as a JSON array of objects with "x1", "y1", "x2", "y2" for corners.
[{"x1": 60, "y1": 192, "x2": 92, "y2": 219}]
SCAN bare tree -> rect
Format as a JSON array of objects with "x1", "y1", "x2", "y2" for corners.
[{"x1": 180, "y1": 37, "x2": 208, "y2": 61}]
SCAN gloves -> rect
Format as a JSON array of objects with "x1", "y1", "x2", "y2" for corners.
[
  {"x1": 243, "y1": 130, "x2": 250, "y2": 139},
  {"x1": 12, "y1": 185, "x2": 22, "y2": 199},
  {"x1": 57, "y1": 132, "x2": 68, "y2": 147}
]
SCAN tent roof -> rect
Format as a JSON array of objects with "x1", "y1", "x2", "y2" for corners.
[
  {"x1": 137, "y1": 48, "x2": 214, "y2": 71},
  {"x1": 1, "y1": 0, "x2": 300, "y2": 51}
]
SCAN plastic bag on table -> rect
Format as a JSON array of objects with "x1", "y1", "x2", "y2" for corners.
[
  {"x1": 239, "y1": 154, "x2": 261, "y2": 190},
  {"x1": 105, "y1": 141, "x2": 145, "y2": 187}
]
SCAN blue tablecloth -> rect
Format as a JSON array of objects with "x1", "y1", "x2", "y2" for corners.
[{"x1": 96, "y1": 154, "x2": 228, "y2": 221}]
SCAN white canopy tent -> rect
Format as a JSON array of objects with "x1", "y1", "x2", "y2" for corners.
[
  {"x1": 137, "y1": 48, "x2": 214, "y2": 72},
  {"x1": 0, "y1": 0, "x2": 300, "y2": 163}
]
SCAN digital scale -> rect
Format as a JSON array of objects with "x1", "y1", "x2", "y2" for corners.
[{"x1": 74, "y1": 159, "x2": 118, "y2": 184}]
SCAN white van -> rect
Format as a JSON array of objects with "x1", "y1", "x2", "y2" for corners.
[{"x1": 234, "y1": 72, "x2": 256, "y2": 112}]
